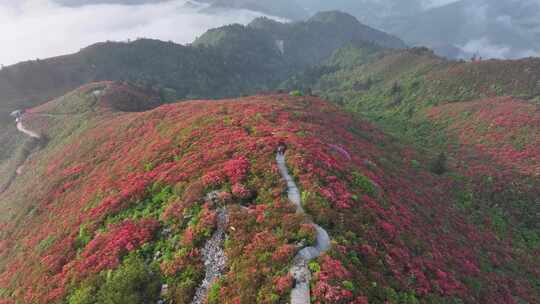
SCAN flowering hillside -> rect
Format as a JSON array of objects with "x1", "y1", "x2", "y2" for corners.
[
  {"x1": 286, "y1": 46, "x2": 540, "y2": 263},
  {"x1": 428, "y1": 97, "x2": 540, "y2": 177},
  {"x1": 0, "y1": 87, "x2": 538, "y2": 303}
]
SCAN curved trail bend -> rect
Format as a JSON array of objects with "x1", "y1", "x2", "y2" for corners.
[
  {"x1": 16, "y1": 121, "x2": 41, "y2": 139},
  {"x1": 276, "y1": 152, "x2": 331, "y2": 304},
  {"x1": 0, "y1": 117, "x2": 43, "y2": 194}
]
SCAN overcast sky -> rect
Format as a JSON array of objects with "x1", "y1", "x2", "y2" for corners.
[
  {"x1": 2, "y1": 0, "x2": 537, "y2": 65},
  {"x1": 422, "y1": 0, "x2": 460, "y2": 8},
  {"x1": 0, "y1": 0, "x2": 274, "y2": 66}
]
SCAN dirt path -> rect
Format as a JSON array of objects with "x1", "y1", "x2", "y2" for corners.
[
  {"x1": 276, "y1": 152, "x2": 331, "y2": 304},
  {"x1": 16, "y1": 121, "x2": 41, "y2": 139},
  {"x1": 191, "y1": 207, "x2": 228, "y2": 304},
  {"x1": 0, "y1": 117, "x2": 43, "y2": 194}
]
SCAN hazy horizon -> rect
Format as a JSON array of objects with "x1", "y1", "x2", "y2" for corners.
[
  {"x1": 2, "y1": 0, "x2": 540, "y2": 65},
  {"x1": 0, "y1": 0, "x2": 278, "y2": 66}
]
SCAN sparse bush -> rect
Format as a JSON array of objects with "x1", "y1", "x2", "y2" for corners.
[
  {"x1": 351, "y1": 171, "x2": 376, "y2": 196},
  {"x1": 390, "y1": 81, "x2": 401, "y2": 95},
  {"x1": 68, "y1": 280, "x2": 99, "y2": 304},
  {"x1": 289, "y1": 90, "x2": 303, "y2": 97},
  {"x1": 430, "y1": 153, "x2": 448, "y2": 175},
  {"x1": 207, "y1": 279, "x2": 222, "y2": 304}
]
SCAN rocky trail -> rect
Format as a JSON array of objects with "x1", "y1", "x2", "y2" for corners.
[
  {"x1": 190, "y1": 207, "x2": 229, "y2": 304},
  {"x1": 276, "y1": 152, "x2": 331, "y2": 304}
]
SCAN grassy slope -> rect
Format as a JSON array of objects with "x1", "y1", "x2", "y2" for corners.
[
  {"x1": 0, "y1": 81, "x2": 161, "y2": 194},
  {"x1": 0, "y1": 87, "x2": 538, "y2": 303}
]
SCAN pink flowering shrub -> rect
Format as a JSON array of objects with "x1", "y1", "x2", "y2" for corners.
[
  {"x1": 312, "y1": 255, "x2": 354, "y2": 303},
  {"x1": 0, "y1": 91, "x2": 537, "y2": 303},
  {"x1": 231, "y1": 183, "x2": 251, "y2": 199},
  {"x1": 223, "y1": 156, "x2": 250, "y2": 184},
  {"x1": 66, "y1": 218, "x2": 159, "y2": 281}
]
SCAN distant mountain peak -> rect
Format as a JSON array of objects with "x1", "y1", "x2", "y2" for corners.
[{"x1": 308, "y1": 10, "x2": 359, "y2": 24}]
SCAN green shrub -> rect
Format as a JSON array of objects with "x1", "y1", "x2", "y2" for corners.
[
  {"x1": 96, "y1": 254, "x2": 161, "y2": 304},
  {"x1": 430, "y1": 153, "x2": 447, "y2": 175},
  {"x1": 207, "y1": 279, "x2": 222, "y2": 304},
  {"x1": 342, "y1": 280, "x2": 355, "y2": 292},
  {"x1": 308, "y1": 261, "x2": 320, "y2": 273},
  {"x1": 36, "y1": 235, "x2": 56, "y2": 253},
  {"x1": 289, "y1": 90, "x2": 304, "y2": 97},
  {"x1": 106, "y1": 184, "x2": 174, "y2": 224},
  {"x1": 68, "y1": 283, "x2": 98, "y2": 304},
  {"x1": 75, "y1": 224, "x2": 93, "y2": 250},
  {"x1": 390, "y1": 81, "x2": 401, "y2": 95},
  {"x1": 383, "y1": 287, "x2": 399, "y2": 302},
  {"x1": 398, "y1": 291, "x2": 420, "y2": 304},
  {"x1": 351, "y1": 171, "x2": 376, "y2": 196}
]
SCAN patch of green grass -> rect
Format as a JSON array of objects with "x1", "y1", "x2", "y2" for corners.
[
  {"x1": 36, "y1": 235, "x2": 56, "y2": 254},
  {"x1": 351, "y1": 171, "x2": 376, "y2": 196},
  {"x1": 105, "y1": 184, "x2": 175, "y2": 225},
  {"x1": 207, "y1": 279, "x2": 223, "y2": 304}
]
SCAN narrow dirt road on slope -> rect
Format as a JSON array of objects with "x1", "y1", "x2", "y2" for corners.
[
  {"x1": 16, "y1": 121, "x2": 41, "y2": 139},
  {"x1": 0, "y1": 117, "x2": 43, "y2": 194},
  {"x1": 276, "y1": 152, "x2": 331, "y2": 304},
  {"x1": 14, "y1": 117, "x2": 42, "y2": 176}
]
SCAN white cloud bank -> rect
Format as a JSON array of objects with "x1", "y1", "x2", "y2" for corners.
[
  {"x1": 460, "y1": 37, "x2": 540, "y2": 59},
  {"x1": 420, "y1": 0, "x2": 460, "y2": 9},
  {"x1": 0, "y1": 0, "x2": 274, "y2": 66}
]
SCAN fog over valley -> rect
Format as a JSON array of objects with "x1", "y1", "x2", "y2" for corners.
[
  {"x1": 0, "y1": 0, "x2": 277, "y2": 65},
  {"x1": 2, "y1": 0, "x2": 540, "y2": 65}
]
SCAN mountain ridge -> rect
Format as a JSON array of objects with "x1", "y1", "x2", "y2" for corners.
[
  {"x1": 0, "y1": 11, "x2": 404, "y2": 128},
  {"x1": 0, "y1": 88, "x2": 537, "y2": 303},
  {"x1": 0, "y1": 7, "x2": 539, "y2": 304}
]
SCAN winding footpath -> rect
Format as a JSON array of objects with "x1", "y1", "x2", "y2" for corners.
[
  {"x1": 276, "y1": 152, "x2": 331, "y2": 304},
  {"x1": 191, "y1": 207, "x2": 229, "y2": 304},
  {"x1": 14, "y1": 118, "x2": 42, "y2": 175},
  {"x1": 16, "y1": 121, "x2": 41, "y2": 139},
  {"x1": 1, "y1": 117, "x2": 43, "y2": 194}
]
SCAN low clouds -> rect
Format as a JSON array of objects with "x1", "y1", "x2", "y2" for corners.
[
  {"x1": 460, "y1": 38, "x2": 540, "y2": 60},
  {"x1": 0, "y1": 0, "x2": 273, "y2": 66},
  {"x1": 420, "y1": 0, "x2": 460, "y2": 9},
  {"x1": 457, "y1": 0, "x2": 540, "y2": 59}
]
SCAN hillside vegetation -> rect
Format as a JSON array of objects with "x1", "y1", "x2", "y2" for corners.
[
  {"x1": 0, "y1": 86, "x2": 537, "y2": 303},
  {"x1": 0, "y1": 11, "x2": 404, "y2": 128},
  {"x1": 0, "y1": 11, "x2": 404, "y2": 197},
  {"x1": 1, "y1": 8, "x2": 539, "y2": 304},
  {"x1": 284, "y1": 46, "x2": 540, "y2": 255}
]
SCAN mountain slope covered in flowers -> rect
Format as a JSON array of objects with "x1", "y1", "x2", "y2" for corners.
[
  {"x1": 285, "y1": 46, "x2": 540, "y2": 255},
  {"x1": 0, "y1": 85, "x2": 538, "y2": 303}
]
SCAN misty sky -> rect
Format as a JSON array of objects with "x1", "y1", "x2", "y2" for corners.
[
  {"x1": 2, "y1": 0, "x2": 538, "y2": 65},
  {"x1": 422, "y1": 0, "x2": 459, "y2": 8},
  {"x1": 0, "y1": 0, "x2": 275, "y2": 66}
]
